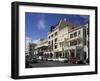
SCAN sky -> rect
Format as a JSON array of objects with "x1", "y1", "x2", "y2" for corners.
[{"x1": 25, "y1": 12, "x2": 89, "y2": 41}]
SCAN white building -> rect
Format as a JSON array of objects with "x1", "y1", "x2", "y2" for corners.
[
  {"x1": 47, "y1": 18, "x2": 89, "y2": 62},
  {"x1": 48, "y1": 18, "x2": 74, "y2": 58}
]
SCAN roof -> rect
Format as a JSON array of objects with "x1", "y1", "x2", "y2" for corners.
[{"x1": 48, "y1": 18, "x2": 75, "y2": 34}]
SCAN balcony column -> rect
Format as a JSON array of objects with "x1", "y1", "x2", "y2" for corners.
[
  {"x1": 53, "y1": 52, "x2": 55, "y2": 59},
  {"x1": 68, "y1": 50, "x2": 70, "y2": 60},
  {"x1": 61, "y1": 51, "x2": 62, "y2": 57},
  {"x1": 63, "y1": 49, "x2": 65, "y2": 58}
]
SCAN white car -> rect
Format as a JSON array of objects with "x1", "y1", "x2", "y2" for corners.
[
  {"x1": 58, "y1": 58, "x2": 68, "y2": 62},
  {"x1": 53, "y1": 58, "x2": 59, "y2": 61},
  {"x1": 48, "y1": 58, "x2": 53, "y2": 61}
]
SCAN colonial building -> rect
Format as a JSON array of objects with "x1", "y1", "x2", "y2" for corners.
[
  {"x1": 47, "y1": 18, "x2": 89, "y2": 62},
  {"x1": 48, "y1": 18, "x2": 74, "y2": 59}
]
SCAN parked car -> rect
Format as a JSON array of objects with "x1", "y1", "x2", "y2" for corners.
[
  {"x1": 52, "y1": 58, "x2": 59, "y2": 61},
  {"x1": 38, "y1": 56, "x2": 42, "y2": 60},
  {"x1": 48, "y1": 58, "x2": 53, "y2": 61},
  {"x1": 58, "y1": 57, "x2": 68, "y2": 62}
]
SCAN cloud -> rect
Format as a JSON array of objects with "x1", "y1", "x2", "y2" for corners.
[
  {"x1": 37, "y1": 19, "x2": 45, "y2": 30},
  {"x1": 37, "y1": 15, "x2": 46, "y2": 30},
  {"x1": 33, "y1": 39, "x2": 38, "y2": 44}
]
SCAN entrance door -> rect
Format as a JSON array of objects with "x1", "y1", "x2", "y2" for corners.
[{"x1": 70, "y1": 50, "x2": 75, "y2": 58}]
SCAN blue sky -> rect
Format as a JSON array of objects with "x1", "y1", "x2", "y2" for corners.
[{"x1": 25, "y1": 12, "x2": 89, "y2": 41}]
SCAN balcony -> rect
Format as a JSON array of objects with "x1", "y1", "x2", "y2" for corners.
[{"x1": 68, "y1": 36, "x2": 82, "y2": 42}]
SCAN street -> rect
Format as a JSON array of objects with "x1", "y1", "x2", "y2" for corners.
[{"x1": 29, "y1": 60, "x2": 87, "y2": 68}]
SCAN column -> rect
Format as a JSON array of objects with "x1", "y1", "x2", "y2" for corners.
[
  {"x1": 68, "y1": 50, "x2": 70, "y2": 60},
  {"x1": 53, "y1": 52, "x2": 55, "y2": 58}
]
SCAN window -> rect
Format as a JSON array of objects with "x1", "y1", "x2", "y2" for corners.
[
  {"x1": 72, "y1": 27, "x2": 74, "y2": 29},
  {"x1": 70, "y1": 34, "x2": 73, "y2": 38},
  {"x1": 48, "y1": 36, "x2": 50, "y2": 39},
  {"x1": 55, "y1": 45, "x2": 57, "y2": 49},
  {"x1": 78, "y1": 31, "x2": 80, "y2": 35},
  {"x1": 55, "y1": 32, "x2": 57, "y2": 36},
  {"x1": 70, "y1": 40, "x2": 77, "y2": 46},
  {"x1": 48, "y1": 41, "x2": 50, "y2": 44},
  {"x1": 52, "y1": 34, "x2": 53, "y2": 37},
  {"x1": 74, "y1": 32, "x2": 77, "y2": 37},
  {"x1": 55, "y1": 38, "x2": 57, "y2": 43}
]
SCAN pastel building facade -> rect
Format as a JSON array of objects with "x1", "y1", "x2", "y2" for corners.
[
  {"x1": 47, "y1": 18, "x2": 89, "y2": 61},
  {"x1": 47, "y1": 19, "x2": 72, "y2": 58}
]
